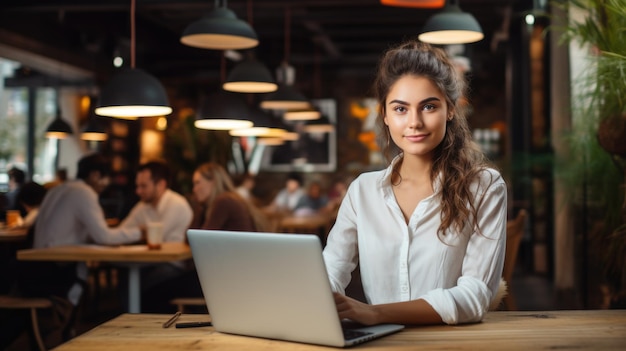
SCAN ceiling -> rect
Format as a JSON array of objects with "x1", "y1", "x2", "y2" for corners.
[{"x1": 0, "y1": 0, "x2": 527, "y2": 96}]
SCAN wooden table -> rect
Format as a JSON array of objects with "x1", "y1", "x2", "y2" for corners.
[
  {"x1": 279, "y1": 213, "x2": 333, "y2": 234},
  {"x1": 53, "y1": 310, "x2": 626, "y2": 350},
  {"x1": 0, "y1": 227, "x2": 28, "y2": 242},
  {"x1": 17, "y1": 242, "x2": 191, "y2": 313}
]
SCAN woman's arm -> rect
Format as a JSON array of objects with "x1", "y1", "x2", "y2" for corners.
[{"x1": 334, "y1": 293, "x2": 443, "y2": 326}]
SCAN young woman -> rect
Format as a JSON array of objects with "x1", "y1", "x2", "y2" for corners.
[
  {"x1": 191, "y1": 162, "x2": 268, "y2": 232},
  {"x1": 323, "y1": 40, "x2": 507, "y2": 326}
]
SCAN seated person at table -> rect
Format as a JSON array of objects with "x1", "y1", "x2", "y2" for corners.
[
  {"x1": 8, "y1": 154, "x2": 144, "y2": 347},
  {"x1": 4, "y1": 166, "x2": 27, "y2": 217},
  {"x1": 15, "y1": 181, "x2": 47, "y2": 230},
  {"x1": 190, "y1": 162, "x2": 268, "y2": 232},
  {"x1": 267, "y1": 172, "x2": 305, "y2": 214},
  {"x1": 116, "y1": 160, "x2": 193, "y2": 311},
  {"x1": 234, "y1": 172, "x2": 256, "y2": 202},
  {"x1": 293, "y1": 181, "x2": 329, "y2": 216},
  {"x1": 118, "y1": 160, "x2": 193, "y2": 246},
  {"x1": 323, "y1": 40, "x2": 507, "y2": 327}
]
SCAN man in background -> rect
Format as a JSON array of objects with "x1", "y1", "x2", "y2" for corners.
[
  {"x1": 117, "y1": 160, "x2": 193, "y2": 311},
  {"x1": 5, "y1": 154, "x2": 143, "y2": 349}
]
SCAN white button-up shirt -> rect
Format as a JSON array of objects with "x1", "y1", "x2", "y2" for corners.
[
  {"x1": 323, "y1": 159, "x2": 507, "y2": 324},
  {"x1": 34, "y1": 180, "x2": 142, "y2": 248},
  {"x1": 119, "y1": 189, "x2": 193, "y2": 243}
]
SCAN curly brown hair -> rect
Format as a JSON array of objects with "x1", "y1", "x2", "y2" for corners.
[{"x1": 373, "y1": 39, "x2": 493, "y2": 236}]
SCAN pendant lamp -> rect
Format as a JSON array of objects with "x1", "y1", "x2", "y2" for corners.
[
  {"x1": 283, "y1": 108, "x2": 321, "y2": 121},
  {"x1": 260, "y1": 83, "x2": 311, "y2": 110},
  {"x1": 256, "y1": 137, "x2": 285, "y2": 146},
  {"x1": 304, "y1": 115, "x2": 334, "y2": 134},
  {"x1": 46, "y1": 105, "x2": 73, "y2": 139},
  {"x1": 81, "y1": 97, "x2": 108, "y2": 141},
  {"x1": 418, "y1": 0, "x2": 484, "y2": 45},
  {"x1": 181, "y1": 0, "x2": 258, "y2": 50},
  {"x1": 223, "y1": 59, "x2": 277, "y2": 93},
  {"x1": 95, "y1": 0, "x2": 172, "y2": 119},
  {"x1": 195, "y1": 91, "x2": 253, "y2": 130},
  {"x1": 260, "y1": 6, "x2": 312, "y2": 111},
  {"x1": 380, "y1": 0, "x2": 445, "y2": 8},
  {"x1": 229, "y1": 108, "x2": 286, "y2": 137},
  {"x1": 81, "y1": 119, "x2": 108, "y2": 141}
]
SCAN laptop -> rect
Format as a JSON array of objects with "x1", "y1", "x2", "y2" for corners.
[{"x1": 187, "y1": 229, "x2": 404, "y2": 347}]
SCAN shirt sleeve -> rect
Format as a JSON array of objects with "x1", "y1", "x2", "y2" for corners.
[
  {"x1": 77, "y1": 187, "x2": 142, "y2": 245},
  {"x1": 323, "y1": 183, "x2": 360, "y2": 295},
  {"x1": 160, "y1": 193, "x2": 193, "y2": 243},
  {"x1": 421, "y1": 177, "x2": 508, "y2": 324}
]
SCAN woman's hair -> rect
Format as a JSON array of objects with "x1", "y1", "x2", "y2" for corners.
[
  {"x1": 195, "y1": 163, "x2": 269, "y2": 232},
  {"x1": 373, "y1": 39, "x2": 492, "y2": 236}
]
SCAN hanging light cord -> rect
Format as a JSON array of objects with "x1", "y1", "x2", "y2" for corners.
[
  {"x1": 284, "y1": 6, "x2": 291, "y2": 63},
  {"x1": 131, "y1": 0, "x2": 136, "y2": 68}
]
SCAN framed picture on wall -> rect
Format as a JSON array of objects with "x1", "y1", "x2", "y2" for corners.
[{"x1": 260, "y1": 99, "x2": 337, "y2": 172}]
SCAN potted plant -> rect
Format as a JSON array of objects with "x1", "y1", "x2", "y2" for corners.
[{"x1": 555, "y1": 0, "x2": 626, "y2": 307}]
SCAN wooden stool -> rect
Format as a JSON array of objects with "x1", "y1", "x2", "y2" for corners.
[
  {"x1": 170, "y1": 297, "x2": 206, "y2": 313},
  {"x1": 0, "y1": 295, "x2": 52, "y2": 351}
]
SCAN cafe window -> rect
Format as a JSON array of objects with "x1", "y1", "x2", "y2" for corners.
[{"x1": 1, "y1": 58, "x2": 58, "y2": 187}]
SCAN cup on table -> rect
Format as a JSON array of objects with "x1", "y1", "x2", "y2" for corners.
[
  {"x1": 6, "y1": 210, "x2": 21, "y2": 227},
  {"x1": 146, "y1": 221, "x2": 164, "y2": 250}
]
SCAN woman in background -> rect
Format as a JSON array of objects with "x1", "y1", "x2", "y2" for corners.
[{"x1": 191, "y1": 163, "x2": 268, "y2": 232}]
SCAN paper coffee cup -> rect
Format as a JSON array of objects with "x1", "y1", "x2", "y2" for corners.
[{"x1": 146, "y1": 221, "x2": 164, "y2": 249}]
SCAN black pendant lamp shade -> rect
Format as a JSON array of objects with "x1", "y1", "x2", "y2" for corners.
[
  {"x1": 181, "y1": 7, "x2": 258, "y2": 50},
  {"x1": 81, "y1": 115, "x2": 108, "y2": 141},
  {"x1": 95, "y1": 68, "x2": 172, "y2": 119},
  {"x1": 260, "y1": 84, "x2": 311, "y2": 110},
  {"x1": 229, "y1": 108, "x2": 286, "y2": 137},
  {"x1": 304, "y1": 115, "x2": 334, "y2": 133},
  {"x1": 195, "y1": 92, "x2": 253, "y2": 130},
  {"x1": 284, "y1": 108, "x2": 321, "y2": 121},
  {"x1": 223, "y1": 60, "x2": 278, "y2": 93},
  {"x1": 418, "y1": 2, "x2": 484, "y2": 44},
  {"x1": 46, "y1": 106, "x2": 73, "y2": 139}
]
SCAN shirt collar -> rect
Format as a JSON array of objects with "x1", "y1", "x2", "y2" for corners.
[{"x1": 376, "y1": 154, "x2": 444, "y2": 195}]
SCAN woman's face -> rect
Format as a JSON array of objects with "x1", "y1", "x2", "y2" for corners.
[
  {"x1": 384, "y1": 74, "x2": 449, "y2": 160},
  {"x1": 193, "y1": 171, "x2": 214, "y2": 203}
]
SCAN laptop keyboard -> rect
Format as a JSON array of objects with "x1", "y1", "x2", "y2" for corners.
[{"x1": 343, "y1": 329, "x2": 374, "y2": 341}]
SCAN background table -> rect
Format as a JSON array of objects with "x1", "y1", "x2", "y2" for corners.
[
  {"x1": 17, "y1": 242, "x2": 191, "y2": 313},
  {"x1": 53, "y1": 310, "x2": 626, "y2": 350},
  {"x1": 0, "y1": 227, "x2": 28, "y2": 242}
]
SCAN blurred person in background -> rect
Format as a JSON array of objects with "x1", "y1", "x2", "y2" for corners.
[
  {"x1": 294, "y1": 181, "x2": 329, "y2": 216},
  {"x1": 15, "y1": 181, "x2": 47, "y2": 230},
  {"x1": 234, "y1": 173, "x2": 256, "y2": 203},
  {"x1": 5, "y1": 167, "x2": 27, "y2": 216},
  {"x1": 116, "y1": 160, "x2": 193, "y2": 312},
  {"x1": 191, "y1": 162, "x2": 268, "y2": 232},
  {"x1": 6, "y1": 154, "x2": 144, "y2": 348},
  {"x1": 267, "y1": 172, "x2": 305, "y2": 214}
]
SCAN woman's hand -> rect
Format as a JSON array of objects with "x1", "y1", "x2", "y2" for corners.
[{"x1": 333, "y1": 292, "x2": 380, "y2": 325}]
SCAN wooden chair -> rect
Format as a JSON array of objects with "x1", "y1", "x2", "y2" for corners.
[
  {"x1": 0, "y1": 295, "x2": 52, "y2": 351},
  {"x1": 501, "y1": 209, "x2": 528, "y2": 310}
]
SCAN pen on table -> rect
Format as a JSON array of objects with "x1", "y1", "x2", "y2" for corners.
[
  {"x1": 163, "y1": 311, "x2": 181, "y2": 328},
  {"x1": 175, "y1": 321, "x2": 213, "y2": 328}
]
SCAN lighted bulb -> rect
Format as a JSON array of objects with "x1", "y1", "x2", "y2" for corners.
[
  {"x1": 156, "y1": 116, "x2": 167, "y2": 131},
  {"x1": 113, "y1": 56, "x2": 124, "y2": 68},
  {"x1": 525, "y1": 14, "x2": 535, "y2": 26}
]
